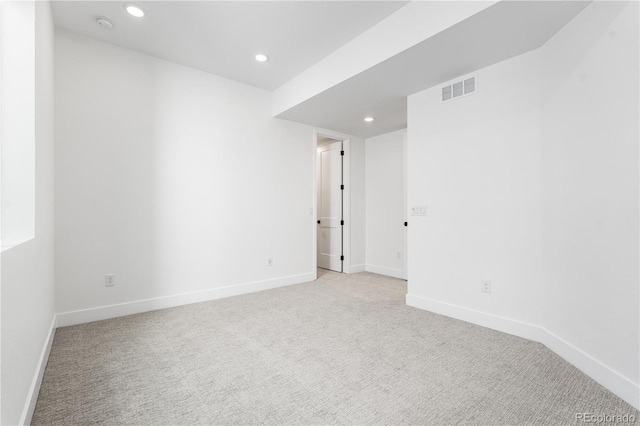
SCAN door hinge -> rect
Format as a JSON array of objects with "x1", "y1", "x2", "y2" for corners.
[
  {"x1": 340, "y1": 255, "x2": 344, "y2": 261},
  {"x1": 341, "y1": 220, "x2": 344, "y2": 226},
  {"x1": 340, "y1": 184, "x2": 344, "y2": 190},
  {"x1": 340, "y1": 150, "x2": 344, "y2": 156}
]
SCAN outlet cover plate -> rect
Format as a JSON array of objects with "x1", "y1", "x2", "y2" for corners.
[{"x1": 105, "y1": 274, "x2": 115, "y2": 287}]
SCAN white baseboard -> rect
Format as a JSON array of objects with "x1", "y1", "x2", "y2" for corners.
[
  {"x1": 21, "y1": 316, "x2": 56, "y2": 426},
  {"x1": 406, "y1": 293, "x2": 640, "y2": 411},
  {"x1": 366, "y1": 264, "x2": 406, "y2": 280},
  {"x1": 349, "y1": 264, "x2": 366, "y2": 273},
  {"x1": 540, "y1": 330, "x2": 640, "y2": 411},
  {"x1": 406, "y1": 294, "x2": 544, "y2": 341},
  {"x1": 57, "y1": 273, "x2": 315, "y2": 328}
]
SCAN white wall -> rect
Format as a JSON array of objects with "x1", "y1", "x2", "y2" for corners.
[
  {"x1": 407, "y1": 49, "x2": 544, "y2": 323},
  {"x1": 540, "y1": 0, "x2": 639, "y2": 401},
  {"x1": 1, "y1": 1, "x2": 56, "y2": 424},
  {"x1": 406, "y1": 1, "x2": 639, "y2": 409},
  {"x1": 365, "y1": 129, "x2": 405, "y2": 279},
  {"x1": 55, "y1": 30, "x2": 316, "y2": 323}
]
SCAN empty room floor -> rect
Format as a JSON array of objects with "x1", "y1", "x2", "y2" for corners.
[{"x1": 33, "y1": 270, "x2": 638, "y2": 425}]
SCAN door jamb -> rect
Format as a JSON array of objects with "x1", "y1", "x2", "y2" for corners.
[{"x1": 402, "y1": 130, "x2": 408, "y2": 280}]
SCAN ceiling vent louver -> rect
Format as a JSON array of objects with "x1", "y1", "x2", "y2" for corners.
[
  {"x1": 442, "y1": 76, "x2": 476, "y2": 102},
  {"x1": 452, "y1": 81, "x2": 464, "y2": 98}
]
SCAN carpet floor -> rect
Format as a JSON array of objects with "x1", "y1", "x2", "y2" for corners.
[{"x1": 33, "y1": 270, "x2": 638, "y2": 425}]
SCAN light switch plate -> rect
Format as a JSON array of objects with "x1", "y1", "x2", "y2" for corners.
[{"x1": 410, "y1": 205, "x2": 427, "y2": 216}]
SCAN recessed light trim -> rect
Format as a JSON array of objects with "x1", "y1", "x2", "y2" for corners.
[
  {"x1": 364, "y1": 117, "x2": 374, "y2": 122},
  {"x1": 255, "y1": 54, "x2": 268, "y2": 62},
  {"x1": 125, "y1": 4, "x2": 145, "y2": 18}
]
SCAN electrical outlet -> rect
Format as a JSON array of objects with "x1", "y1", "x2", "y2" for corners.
[
  {"x1": 482, "y1": 280, "x2": 491, "y2": 293},
  {"x1": 396, "y1": 252, "x2": 401, "y2": 260},
  {"x1": 105, "y1": 274, "x2": 116, "y2": 287},
  {"x1": 267, "y1": 257, "x2": 273, "y2": 267}
]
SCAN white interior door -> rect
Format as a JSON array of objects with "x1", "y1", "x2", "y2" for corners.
[{"x1": 317, "y1": 141, "x2": 343, "y2": 272}]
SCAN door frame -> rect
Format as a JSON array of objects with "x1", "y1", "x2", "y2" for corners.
[
  {"x1": 312, "y1": 128, "x2": 352, "y2": 279},
  {"x1": 402, "y1": 130, "x2": 408, "y2": 280}
]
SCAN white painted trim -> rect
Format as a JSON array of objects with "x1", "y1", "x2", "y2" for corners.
[
  {"x1": 57, "y1": 273, "x2": 315, "y2": 328},
  {"x1": 312, "y1": 129, "x2": 319, "y2": 275},
  {"x1": 21, "y1": 316, "x2": 56, "y2": 426},
  {"x1": 406, "y1": 294, "x2": 544, "y2": 341},
  {"x1": 541, "y1": 330, "x2": 640, "y2": 411},
  {"x1": 350, "y1": 264, "x2": 366, "y2": 273},
  {"x1": 366, "y1": 264, "x2": 406, "y2": 280},
  {"x1": 406, "y1": 293, "x2": 640, "y2": 410},
  {"x1": 342, "y1": 138, "x2": 351, "y2": 274},
  {"x1": 402, "y1": 131, "x2": 408, "y2": 279}
]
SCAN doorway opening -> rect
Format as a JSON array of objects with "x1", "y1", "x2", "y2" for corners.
[
  {"x1": 317, "y1": 136, "x2": 343, "y2": 272},
  {"x1": 314, "y1": 131, "x2": 350, "y2": 274}
]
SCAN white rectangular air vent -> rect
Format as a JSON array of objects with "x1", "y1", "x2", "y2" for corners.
[{"x1": 442, "y1": 76, "x2": 476, "y2": 102}]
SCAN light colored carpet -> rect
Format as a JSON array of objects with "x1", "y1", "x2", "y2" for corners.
[{"x1": 33, "y1": 270, "x2": 638, "y2": 425}]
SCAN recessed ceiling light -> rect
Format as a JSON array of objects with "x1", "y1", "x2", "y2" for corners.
[
  {"x1": 364, "y1": 117, "x2": 374, "y2": 122},
  {"x1": 96, "y1": 17, "x2": 114, "y2": 30},
  {"x1": 125, "y1": 4, "x2": 145, "y2": 18},
  {"x1": 255, "y1": 54, "x2": 268, "y2": 62}
]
